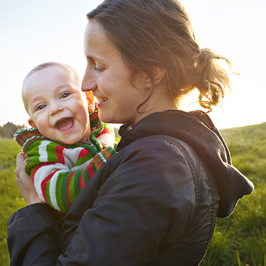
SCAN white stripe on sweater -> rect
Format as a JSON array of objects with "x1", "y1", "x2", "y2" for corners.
[
  {"x1": 49, "y1": 169, "x2": 62, "y2": 211},
  {"x1": 38, "y1": 140, "x2": 52, "y2": 162},
  {"x1": 97, "y1": 152, "x2": 107, "y2": 164},
  {"x1": 34, "y1": 163, "x2": 69, "y2": 211},
  {"x1": 62, "y1": 147, "x2": 84, "y2": 168}
]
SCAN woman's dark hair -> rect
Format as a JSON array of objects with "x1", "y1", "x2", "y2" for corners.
[{"x1": 87, "y1": 0, "x2": 233, "y2": 112}]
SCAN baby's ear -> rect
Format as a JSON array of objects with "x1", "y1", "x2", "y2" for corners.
[{"x1": 28, "y1": 119, "x2": 36, "y2": 128}]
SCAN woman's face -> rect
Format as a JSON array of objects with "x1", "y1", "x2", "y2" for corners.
[{"x1": 82, "y1": 20, "x2": 150, "y2": 126}]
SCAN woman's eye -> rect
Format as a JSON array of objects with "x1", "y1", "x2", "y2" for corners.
[
  {"x1": 94, "y1": 63, "x2": 104, "y2": 72},
  {"x1": 61, "y1": 92, "x2": 70, "y2": 99},
  {"x1": 36, "y1": 104, "x2": 46, "y2": 111}
]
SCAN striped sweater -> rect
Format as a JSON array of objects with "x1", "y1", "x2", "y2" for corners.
[{"x1": 15, "y1": 119, "x2": 117, "y2": 214}]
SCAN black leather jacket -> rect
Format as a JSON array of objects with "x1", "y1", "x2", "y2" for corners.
[{"x1": 7, "y1": 110, "x2": 254, "y2": 266}]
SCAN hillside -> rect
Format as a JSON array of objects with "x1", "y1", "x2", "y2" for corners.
[{"x1": 221, "y1": 122, "x2": 266, "y2": 183}]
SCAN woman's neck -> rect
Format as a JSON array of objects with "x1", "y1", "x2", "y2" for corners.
[{"x1": 130, "y1": 90, "x2": 177, "y2": 127}]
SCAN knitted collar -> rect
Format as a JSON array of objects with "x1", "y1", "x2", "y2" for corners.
[{"x1": 118, "y1": 109, "x2": 254, "y2": 218}]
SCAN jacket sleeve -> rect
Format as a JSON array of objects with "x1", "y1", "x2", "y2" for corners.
[
  {"x1": 8, "y1": 136, "x2": 196, "y2": 265},
  {"x1": 7, "y1": 204, "x2": 61, "y2": 266}
]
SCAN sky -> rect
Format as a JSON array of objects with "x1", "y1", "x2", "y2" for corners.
[{"x1": 0, "y1": 0, "x2": 265, "y2": 129}]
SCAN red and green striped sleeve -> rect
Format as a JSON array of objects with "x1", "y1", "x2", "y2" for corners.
[{"x1": 32, "y1": 146, "x2": 116, "y2": 213}]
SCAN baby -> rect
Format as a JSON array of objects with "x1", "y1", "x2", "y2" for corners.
[{"x1": 15, "y1": 62, "x2": 117, "y2": 214}]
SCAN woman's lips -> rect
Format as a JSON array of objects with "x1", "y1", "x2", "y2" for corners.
[{"x1": 95, "y1": 97, "x2": 108, "y2": 107}]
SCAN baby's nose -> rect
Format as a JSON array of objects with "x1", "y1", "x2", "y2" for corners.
[{"x1": 49, "y1": 101, "x2": 64, "y2": 115}]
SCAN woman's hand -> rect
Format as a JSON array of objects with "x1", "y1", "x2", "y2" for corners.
[{"x1": 15, "y1": 152, "x2": 43, "y2": 205}]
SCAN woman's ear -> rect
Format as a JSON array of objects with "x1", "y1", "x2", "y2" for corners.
[
  {"x1": 144, "y1": 66, "x2": 166, "y2": 89},
  {"x1": 28, "y1": 119, "x2": 36, "y2": 128}
]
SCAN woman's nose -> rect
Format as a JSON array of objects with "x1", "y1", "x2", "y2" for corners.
[
  {"x1": 81, "y1": 66, "x2": 97, "y2": 92},
  {"x1": 49, "y1": 101, "x2": 63, "y2": 115}
]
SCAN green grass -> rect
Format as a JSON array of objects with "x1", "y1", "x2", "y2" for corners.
[
  {"x1": 0, "y1": 122, "x2": 265, "y2": 265},
  {"x1": 0, "y1": 139, "x2": 26, "y2": 266}
]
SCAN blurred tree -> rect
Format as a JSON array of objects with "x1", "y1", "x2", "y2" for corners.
[{"x1": 1, "y1": 122, "x2": 25, "y2": 138}]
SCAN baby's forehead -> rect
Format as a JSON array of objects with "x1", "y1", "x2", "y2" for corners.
[
  {"x1": 28, "y1": 64, "x2": 75, "y2": 80},
  {"x1": 25, "y1": 65, "x2": 80, "y2": 87},
  {"x1": 22, "y1": 65, "x2": 81, "y2": 98},
  {"x1": 26, "y1": 63, "x2": 81, "y2": 82}
]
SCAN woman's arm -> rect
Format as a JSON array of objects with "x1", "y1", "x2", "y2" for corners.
[
  {"x1": 8, "y1": 204, "x2": 60, "y2": 266},
  {"x1": 8, "y1": 153, "x2": 60, "y2": 266}
]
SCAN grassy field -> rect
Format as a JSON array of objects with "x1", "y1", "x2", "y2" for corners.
[
  {"x1": 0, "y1": 139, "x2": 26, "y2": 265},
  {"x1": 0, "y1": 122, "x2": 265, "y2": 265}
]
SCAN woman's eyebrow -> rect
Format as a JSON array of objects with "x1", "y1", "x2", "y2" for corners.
[{"x1": 85, "y1": 52, "x2": 106, "y2": 63}]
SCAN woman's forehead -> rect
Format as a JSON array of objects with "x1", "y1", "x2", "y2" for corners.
[
  {"x1": 84, "y1": 20, "x2": 121, "y2": 62},
  {"x1": 84, "y1": 20, "x2": 106, "y2": 45}
]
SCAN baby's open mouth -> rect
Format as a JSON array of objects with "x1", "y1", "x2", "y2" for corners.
[{"x1": 56, "y1": 118, "x2": 74, "y2": 131}]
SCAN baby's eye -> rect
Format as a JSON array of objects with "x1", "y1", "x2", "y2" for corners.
[
  {"x1": 36, "y1": 104, "x2": 46, "y2": 111},
  {"x1": 60, "y1": 92, "x2": 71, "y2": 99}
]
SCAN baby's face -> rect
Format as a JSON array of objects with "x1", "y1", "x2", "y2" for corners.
[{"x1": 23, "y1": 65, "x2": 92, "y2": 144}]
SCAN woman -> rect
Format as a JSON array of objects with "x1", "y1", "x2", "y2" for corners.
[{"x1": 8, "y1": 0, "x2": 254, "y2": 265}]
